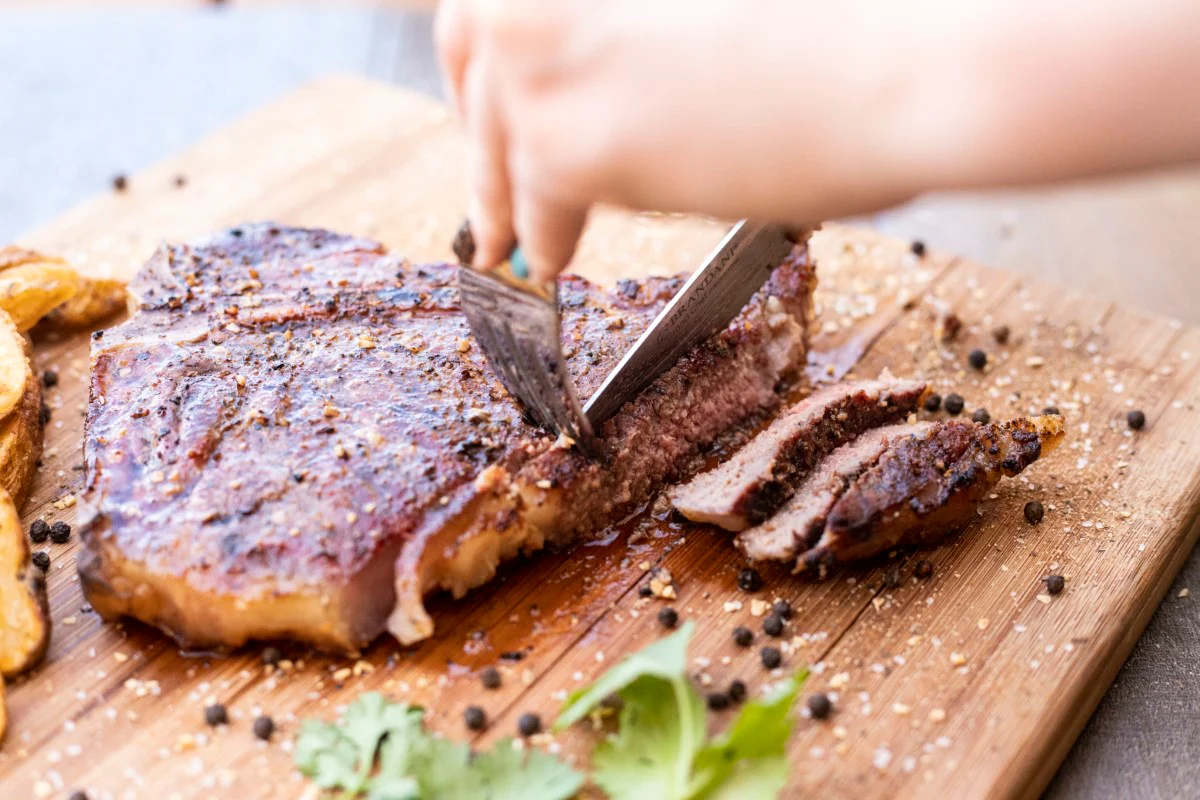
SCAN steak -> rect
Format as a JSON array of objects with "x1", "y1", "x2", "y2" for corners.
[
  {"x1": 797, "y1": 415, "x2": 1065, "y2": 571},
  {"x1": 669, "y1": 378, "x2": 928, "y2": 530},
  {"x1": 736, "y1": 422, "x2": 934, "y2": 564},
  {"x1": 77, "y1": 223, "x2": 815, "y2": 653}
]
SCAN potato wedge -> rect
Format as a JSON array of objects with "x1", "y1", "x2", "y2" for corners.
[
  {"x1": 0, "y1": 312, "x2": 30, "y2": 420},
  {"x1": 0, "y1": 262, "x2": 82, "y2": 333},
  {"x1": 0, "y1": 372, "x2": 43, "y2": 509},
  {"x1": 0, "y1": 246, "x2": 46, "y2": 273},
  {"x1": 41, "y1": 276, "x2": 128, "y2": 331},
  {"x1": 0, "y1": 485, "x2": 50, "y2": 678}
]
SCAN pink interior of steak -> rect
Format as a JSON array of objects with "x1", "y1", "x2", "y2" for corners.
[
  {"x1": 736, "y1": 422, "x2": 934, "y2": 564},
  {"x1": 669, "y1": 378, "x2": 928, "y2": 530}
]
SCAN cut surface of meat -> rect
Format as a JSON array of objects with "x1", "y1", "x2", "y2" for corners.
[
  {"x1": 736, "y1": 422, "x2": 933, "y2": 565},
  {"x1": 669, "y1": 378, "x2": 928, "y2": 531},
  {"x1": 798, "y1": 415, "x2": 1065, "y2": 570},
  {"x1": 78, "y1": 223, "x2": 815, "y2": 653}
]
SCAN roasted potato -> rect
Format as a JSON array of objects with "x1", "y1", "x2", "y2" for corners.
[
  {"x1": 0, "y1": 312, "x2": 30, "y2": 420},
  {"x1": 0, "y1": 373, "x2": 43, "y2": 509},
  {"x1": 0, "y1": 244, "x2": 128, "y2": 331},
  {"x1": 0, "y1": 261, "x2": 82, "y2": 333},
  {"x1": 0, "y1": 246, "x2": 45, "y2": 273},
  {"x1": 0, "y1": 485, "x2": 50, "y2": 679},
  {"x1": 41, "y1": 276, "x2": 128, "y2": 331}
]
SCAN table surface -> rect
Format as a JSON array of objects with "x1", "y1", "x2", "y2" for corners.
[{"x1": 0, "y1": 7, "x2": 1195, "y2": 799}]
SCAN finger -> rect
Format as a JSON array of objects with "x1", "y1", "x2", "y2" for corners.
[
  {"x1": 434, "y1": 0, "x2": 471, "y2": 114},
  {"x1": 463, "y1": 55, "x2": 516, "y2": 270},
  {"x1": 511, "y1": 184, "x2": 589, "y2": 283}
]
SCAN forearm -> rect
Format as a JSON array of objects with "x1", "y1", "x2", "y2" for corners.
[{"x1": 864, "y1": 0, "x2": 1200, "y2": 197}]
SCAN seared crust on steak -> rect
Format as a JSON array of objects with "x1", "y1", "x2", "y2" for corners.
[
  {"x1": 736, "y1": 422, "x2": 933, "y2": 564},
  {"x1": 79, "y1": 224, "x2": 815, "y2": 652},
  {"x1": 669, "y1": 379, "x2": 928, "y2": 531},
  {"x1": 798, "y1": 415, "x2": 1065, "y2": 570}
]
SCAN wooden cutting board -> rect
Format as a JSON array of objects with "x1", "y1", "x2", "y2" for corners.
[{"x1": 2, "y1": 75, "x2": 1199, "y2": 800}]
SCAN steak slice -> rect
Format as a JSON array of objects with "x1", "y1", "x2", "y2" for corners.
[
  {"x1": 736, "y1": 422, "x2": 934, "y2": 565},
  {"x1": 78, "y1": 223, "x2": 815, "y2": 653},
  {"x1": 668, "y1": 378, "x2": 928, "y2": 531},
  {"x1": 798, "y1": 415, "x2": 1065, "y2": 571}
]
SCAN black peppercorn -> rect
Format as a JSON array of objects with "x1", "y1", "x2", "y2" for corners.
[
  {"x1": 910, "y1": 240, "x2": 926, "y2": 257},
  {"x1": 944, "y1": 394, "x2": 965, "y2": 416},
  {"x1": 772, "y1": 599, "x2": 794, "y2": 620},
  {"x1": 1023, "y1": 501, "x2": 1045, "y2": 525},
  {"x1": 728, "y1": 679, "x2": 747, "y2": 703},
  {"x1": 737, "y1": 567, "x2": 764, "y2": 592},
  {"x1": 762, "y1": 613, "x2": 784, "y2": 637},
  {"x1": 968, "y1": 349, "x2": 988, "y2": 370},
  {"x1": 261, "y1": 646, "x2": 283, "y2": 667},
  {"x1": 992, "y1": 325, "x2": 1011, "y2": 345},
  {"x1": 112, "y1": 174, "x2": 128, "y2": 192},
  {"x1": 49, "y1": 521, "x2": 71, "y2": 544},
  {"x1": 972, "y1": 408, "x2": 991, "y2": 424},
  {"x1": 706, "y1": 692, "x2": 731, "y2": 711},
  {"x1": 914, "y1": 560, "x2": 935, "y2": 580},
  {"x1": 517, "y1": 712, "x2": 542, "y2": 737},
  {"x1": 1043, "y1": 406, "x2": 1061, "y2": 416},
  {"x1": 174, "y1": 174, "x2": 188, "y2": 188},
  {"x1": 204, "y1": 703, "x2": 228, "y2": 727},
  {"x1": 638, "y1": 584, "x2": 653, "y2": 598},
  {"x1": 464, "y1": 705, "x2": 487, "y2": 731},
  {"x1": 760, "y1": 646, "x2": 782, "y2": 670},
  {"x1": 806, "y1": 693, "x2": 833, "y2": 720},
  {"x1": 733, "y1": 626, "x2": 753, "y2": 648},
  {"x1": 480, "y1": 666, "x2": 502, "y2": 690},
  {"x1": 67, "y1": 792, "x2": 88, "y2": 800},
  {"x1": 883, "y1": 565, "x2": 902, "y2": 589},
  {"x1": 1044, "y1": 574, "x2": 1066, "y2": 595},
  {"x1": 42, "y1": 370, "x2": 58, "y2": 388},
  {"x1": 29, "y1": 519, "x2": 49, "y2": 543},
  {"x1": 252, "y1": 715, "x2": 275, "y2": 740},
  {"x1": 657, "y1": 607, "x2": 679, "y2": 630},
  {"x1": 923, "y1": 393, "x2": 942, "y2": 413},
  {"x1": 31, "y1": 550, "x2": 50, "y2": 571},
  {"x1": 1126, "y1": 409, "x2": 1146, "y2": 430}
]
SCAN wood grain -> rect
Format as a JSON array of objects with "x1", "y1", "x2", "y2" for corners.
[{"x1": 1, "y1": 76, "x2": 1198, "y2": 800}]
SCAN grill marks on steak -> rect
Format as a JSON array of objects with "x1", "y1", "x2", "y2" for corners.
[
  {"x1": 736, "y1": 422, "x2": 934, "y2": 565},
  {"x1": 79, "y1": 223, "x2": 815, "y2": 653},
  {"x1": 669, "y1": 379, "x2": 928, "y2": 531}
]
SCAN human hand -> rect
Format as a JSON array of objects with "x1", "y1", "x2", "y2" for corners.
[{"x1": 437, "y1": 0, "x2": 919, "y2": 282}]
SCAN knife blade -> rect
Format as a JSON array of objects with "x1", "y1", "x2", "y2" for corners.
[{"x1": 583, "y1": 220, "x2": 798, "y2": 426}]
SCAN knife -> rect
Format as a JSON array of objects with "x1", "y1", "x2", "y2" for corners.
[
  {"x1": 455, "y1": 219, "x2": 799, "y2": 450},
  {"x1": 583, "y1": 220, "x2": 799, "y2": 426}
]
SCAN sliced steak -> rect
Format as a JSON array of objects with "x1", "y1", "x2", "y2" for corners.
[
  {"x1": 736, "y1": 422, "x2": 934, "y2": 565},
  {"x1": 669, "y1": 378, "x2": 928, "y2": 531},
  {"x1": 78, "y1": 223, "x2": 815, "y2": 653},
  {"x1": 799, "y1": 415, "x2": 1065, "y2": 571}
]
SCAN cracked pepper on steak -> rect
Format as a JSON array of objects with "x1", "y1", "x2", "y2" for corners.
[{"x1": 77, "y1": 223, "x2": 815, "y2": 653}]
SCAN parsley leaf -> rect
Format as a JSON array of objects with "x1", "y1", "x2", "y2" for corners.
[
  {"x1": 555, "y1": 621, "x2": 696, "y2": 729},
  {"x1": 294, "y1": 694, "x2": 582, "y2": 800},
  {"x1": 591, "y1": 673, "x2": 706, "y2": 799},
  {"x1": 554, "y1": 622, "x2": 805, "y2": 800},
  {"x1": 690, "y1": 673, "x2": 806, "y2": 798}
]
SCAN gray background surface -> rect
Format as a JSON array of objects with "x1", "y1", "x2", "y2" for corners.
[{"x1": 0, "y1": 7, "x2": 1195, "y2": 798}]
